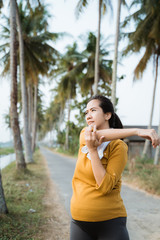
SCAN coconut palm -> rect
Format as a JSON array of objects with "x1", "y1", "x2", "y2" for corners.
[
  {"x1": 55, "y1": 32, "x2": 112, "y2": 98},
  {"x1": 16, "y1": 1, "x2": 33, "y2": 163},
  {"x1": 76, "y1": 32, "x2": 112, "y2": 97},
  {"x1": 154, "y1": 120, "x2": 160, "y2": 164},
  {"x1": 0, "y1": 171, "x2": 8, "y2": 214},
  {"x1": 122, "y1": 0, "x2": 160, "y2": 160},
  {"x1": 75, "y1": 0, "x2": 112, "y2": 94},
  {"x1": 17, "y1": 2, "x2": 60, "y2": 152},
  {"x1": 0, "y1": 2, "x2": 60, "y2": 155},
  {"x1": 39, "y1": 99, "x2": 61, "y2": 141},
  {"x1": 0, "y1": 1, "x2": 26, "y2": 169},
  {"x1": 54, "y1": 43, "x2": 80, "y2": 149},
  {"x1": 111, "y1": 0, "x2": 128, "y2": 107},
  {"x1": 9, "y1": 0, "x2": 26, "y2": 169}
]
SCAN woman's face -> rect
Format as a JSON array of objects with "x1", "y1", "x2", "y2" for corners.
[{"x1": 85, "y1": 99, "x2": 111, "y2": 130}]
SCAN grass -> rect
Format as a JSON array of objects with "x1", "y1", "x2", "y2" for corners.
[
  {"x1": 0, "y1": 147, "x2": 15, "y2": 156},
  {"x1": 123, "y1": 156, "x2": 160, "y2": 196},
  {"x1": 0, "y1": 150, "x2": 49, "y2": 240},
  {"x1": 50, "y1": 147, "x2": 78, "y2": 158}
]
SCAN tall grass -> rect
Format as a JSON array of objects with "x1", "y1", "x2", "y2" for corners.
[{"x1": 123, "y1": 156, "x2": 160, "y2": 195}]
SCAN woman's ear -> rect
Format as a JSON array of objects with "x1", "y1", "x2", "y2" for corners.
[{"x1": 105, "y1": 112, "x2": 112, "y2": 121}]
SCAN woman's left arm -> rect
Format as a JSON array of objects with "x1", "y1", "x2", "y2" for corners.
[
  {"x1": 85, "y1": 126, "x2": 106, "y2": 186},
  {"x1": 96, "y1": 128, "x2": 160, "y2": 148}
]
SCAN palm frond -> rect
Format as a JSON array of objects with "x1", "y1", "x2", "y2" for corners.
[
  {"x1": 134, "y1": 40, "x2": 154, "y2": 79},
  {"x1": 75, "y1": 0, "x2": 89, "y2": 19}
]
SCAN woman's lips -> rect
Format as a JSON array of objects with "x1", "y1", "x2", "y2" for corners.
[{"x1": 87, "y1": 121, "x2": 94, "y2": 125}]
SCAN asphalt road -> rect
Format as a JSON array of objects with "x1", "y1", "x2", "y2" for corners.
[{"x1": 40, "y1": 147, "x2": 160, "y2": 240}]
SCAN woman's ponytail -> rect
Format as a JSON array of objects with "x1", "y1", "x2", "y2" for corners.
[
  {"x1": 88, "y1": 95, "x2": 123, "y2": 129},
  {"x1": 109, "y1": 112, "x2": 123, "y2": 129}
]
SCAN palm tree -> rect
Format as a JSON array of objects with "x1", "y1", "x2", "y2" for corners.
[
  {"x1": 122, "y1": 0, "x2": 160, "y2": 160},
  {"x1": 111, "y1": 0, "x2": 128, "y2": 107},
  {"x1": 0, "y1": 171, "x2": 8, "y2": 214},
  {"x1": 17, "y1": 3, "x2": 60, "y2": 152},
  {"x1": 0, "y1": 1, "x2": 8, "y2": 215},
  {"x1": 54, "y1": 43, "x2": 79, "y2": 149},
  {"x1": 39, "y1": 99, "x2": 61, "y2": 142},
  {"x1": 75, "y1": 0, "x2": 112, "y2": 94},
  {"x1": 77, "y1": 32, "x2": 112, "y2": 97},
  {"x1": 1, "y1": 2, "x2": 60, "y2": 155},
  {"x1": 154, "y1": 121, "x2": 160, "y2": 164},
  {"x1": 16, "y1": 1, "x2": 33, "y2": 163},
  {"x1": 10, "y1": 0, "x2": 26, "y2": 169}
]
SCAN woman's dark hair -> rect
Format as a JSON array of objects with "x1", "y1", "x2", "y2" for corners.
[{"x1": 87, "y1": 95, "x2": 123, "y2": 129}]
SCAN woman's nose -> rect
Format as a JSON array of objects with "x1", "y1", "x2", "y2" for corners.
[{"x1": 86, "y1": 112, "x2": 92, "y2": 120}]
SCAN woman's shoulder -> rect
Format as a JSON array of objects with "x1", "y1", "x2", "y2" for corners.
[
  {"x1": 108, "y1": 139, "x2": 128, "y2": 151},
  {"x1": 79, "y1": 127, "x2": 87, "y2": 146}
]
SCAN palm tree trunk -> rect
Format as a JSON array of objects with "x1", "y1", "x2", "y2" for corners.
[
  {"x1": 10, "y1": 0, "x2": 26, "y2": 170},
  {"x1": 32, "y1": 85, "x2": 38, "y2": 152},
  {"x1": 142, "y1": 55, "x2": 159, "y2": 157},
  {"x1": 58, "y1": 106, "x2": 64, "y2": 133},
  {"x1": 154, "y1": 123, "x2": 160, "y2": 165},
  {"x1": 27, "y1": 83, "x2": 33, "y2": 135},
  {"x1": 111, "y1": 0, "x2": 122, "y2": 107},
  {"x1": 94, "y1": 0, "x2": 102, "y2": 95},
  {"x1": 65, "y1": 98, "x2": 71, "y2": 150},
  {"x1": 0, "y1": 172, "x2": 8, "y2": 214},
  {"x1": 16, "y1": 1, "x2": 33, "y2": 163}
]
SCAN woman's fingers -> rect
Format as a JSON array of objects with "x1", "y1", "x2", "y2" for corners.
[
  {"x1": 99, "y1": 136, "x2": 105, "y2": 145},
  {"x1": 138, "y1": 129, "x2": 159, "y2": 146},
  {"x1": 85, "y1": 125, "x2": 101, "y2": 149},
  {"x1": 145, "y1": 129, "x2": 160, "y2": 148},
  {"x1": 150, "y1": 129, "x2": 160, "y2": 147}
]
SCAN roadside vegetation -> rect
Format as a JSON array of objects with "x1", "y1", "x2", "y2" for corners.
[
  {"x1": 0, "y1": 150, "x2": 50, "y2": 240},
  {"x1": 123, "y1": 156, "x2": 160, "y2": 196},
  {"x1": 0, "y1": 147, "x2": 14, "y2": 156}
]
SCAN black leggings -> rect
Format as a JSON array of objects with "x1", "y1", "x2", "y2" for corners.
[{"x1": 70, "y1": 217, "x2": 130, "y2": 240}]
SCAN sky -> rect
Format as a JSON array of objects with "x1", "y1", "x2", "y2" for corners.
[{"x1": 0, "y1": 0, "x2": 160, "y2": 142}]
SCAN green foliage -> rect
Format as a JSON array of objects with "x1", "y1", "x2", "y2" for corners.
[
  {"x1": 0, "y1": 151, "x2": 48, "y2": 240},
  {"x1": 0, "y1": 148, "x2": 14, "y2": 156},
  {"x1": 67, "y1": 121, "x2": 82, "y2": 154},
  {"x1": 122, "y1": 0, "x2": 160, "y2": 79},
  {"x1": 57, "y1": 130, "x2": 66, "y2": 146},
  {"x1": 75, "y1": 0, "x2": 112, "y2": 19},
  {"x1": 56, "y1": 121, "x2": 82, "y2": 155}
]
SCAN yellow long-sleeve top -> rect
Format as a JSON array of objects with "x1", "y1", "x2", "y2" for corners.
[{"x1": 70, "y1": 128, "x2": 128, "y2": 222}]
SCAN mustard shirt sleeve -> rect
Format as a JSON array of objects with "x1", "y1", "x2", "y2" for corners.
[
  {"x1": 79, "y1": 127, "x2": 86, "y2": 147},
  {"x1": 95, "y1": 140, "x2": 128, "y2": 195}
]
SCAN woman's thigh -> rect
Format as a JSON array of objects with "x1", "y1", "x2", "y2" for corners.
[
  {"x1": 70, "y1": 219, "x2": 94, "y2": 240},
  {"x1": 97, "y1": 217, "x2": 130, "y2": 240},
  {"x1": 70, "y1": 217, "x2": 130, "y2": 240}
]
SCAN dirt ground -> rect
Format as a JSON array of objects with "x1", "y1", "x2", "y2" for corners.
[{"x1": 41, "y1": 156, "x2": 70, "y2": 240}]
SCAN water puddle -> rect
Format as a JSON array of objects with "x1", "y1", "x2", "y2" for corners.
[{"x1": 0, "y1": 154, "x2": 15, "y2": 170}]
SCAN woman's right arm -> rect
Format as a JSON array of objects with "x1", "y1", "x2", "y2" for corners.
[{"x1": 96, "y1": 128, "x2": 160, "y2": 148}]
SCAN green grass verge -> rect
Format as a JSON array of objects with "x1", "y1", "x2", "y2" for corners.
[
  {"x1": 0, "y1": 147, "x2": 15, "y2": 156},
  {"x1": 0, "y1": 150, "x2": 48, "y2": 240},
  {"x1": 50, "y1": 147, "x2": 78, "y2": 158},
  {"x1": 123, "y1": 156, "x2": 160, "y2": 195}
]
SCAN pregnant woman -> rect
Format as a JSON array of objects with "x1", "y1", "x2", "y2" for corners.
[{"x1": 70, "y1": 95, "x2": 160, "y2": 240}]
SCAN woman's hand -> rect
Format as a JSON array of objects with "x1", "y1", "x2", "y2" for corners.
[
  {"x1": 85, "y1": 125, "x2": 104, "y2": 151},
  {"x1": 137, "y1": 129, "x2": 160, "y2": 148}
]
